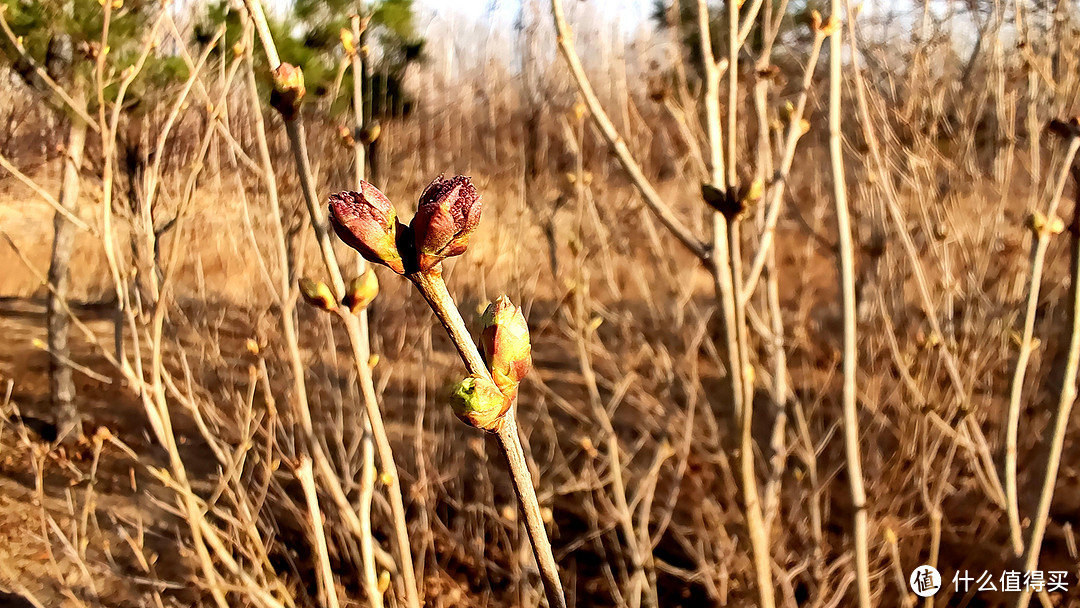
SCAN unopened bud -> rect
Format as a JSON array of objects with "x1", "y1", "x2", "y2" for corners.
[
  {"x1": 740, "y1": 177, "x2": 765, "y2": 206},
  {"x1": 743, "y1": 363, "x2": 756, "y2": 386},
  {"x1": 1026, "y1": 210, "x2": 1065, "y2": 236},
  {"x1": 573, "y1": 101, "x2": 587, "y2": 121},
  {"x1": 299, "y1": 278, "x2": 336, "y2": 311},
  {"x1": 780, "y1": 101, "x2": 795, "y2": 122},
  {"x1": 340, "y1": 28, "x2": 356, "y2": 56},
  {"x1": 359, "y1": 121, "x2": 381, "y2": 145},
  {"x1": 580, "y1": 436, "x2": 598, "y2": 458},
  {"x1": 701, "y1": 183, "x2": 746, "y2": 219},
  {"x1": 819, "y1": 16, "x2": 840, "y2": 36},
  {"x1": 757, "y1": 64, "x2": 783, "y2": 81},
  {"x1": 932, "y1": 221, "x2": 949, "y2": 241},
  {"x1": 342, "y1": 268, "x2": 379, "y2": 312},
  {"x1": 587, "y1": 315, "x2": 603, "y2": 332},
  {"x1": 328, "y1": 184, "x2": 406, "y2": 274},
  {"x1": 884, "y1": 527, "x2": 898, "y2": 544},
  {"x1": 480, "y1": 296, "x2": 532, "y2": 401},
  {"x1": 916, "y1": 330, "x2": 942, "y2": 349},
  {"x1": 1048, "y1": 117, "x2": 1080, "y2": 138},
  {"x1": 412, "y1": 175, "x2": 482, "y2": 272},
  {"x1": 338, "y1": 124, "x2": 356, "y2": 147},
  {"x1": 377, "y1": 571, "x2": 391, "y2": 594},
  {"x1": 270, "y1": 63, "x2": 305, "y2": 120},
  {"x1": 449, "y1": 375, "x2": 511, "y2": 432}
]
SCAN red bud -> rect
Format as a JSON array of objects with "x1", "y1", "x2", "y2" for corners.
[
  {"x1": 411, "y1": 175, "x2": 482, "y2": 272},
  {"x1": 328, "y1": 184, "x2": 405, "y2": 274}
]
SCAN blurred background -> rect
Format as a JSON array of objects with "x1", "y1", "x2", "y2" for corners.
[{"x1": 0, "y1": 0, "x2": 1078, "y2": 606}]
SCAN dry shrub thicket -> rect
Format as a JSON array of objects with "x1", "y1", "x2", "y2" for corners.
[{"x1": 0, "y1": 0, "x2": 1078, "y2": 606}]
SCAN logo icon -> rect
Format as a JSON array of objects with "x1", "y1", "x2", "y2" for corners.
[{"x1": 910, "y1": 565, "x2": 941, "y2": 597}]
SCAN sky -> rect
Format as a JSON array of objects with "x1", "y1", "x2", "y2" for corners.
[
  {"x1": 413, "y1": 0, "x2": 916, "y2": 28},
  {"x1": 405, "y1": 0, "x2": 927, "y2": 76}
]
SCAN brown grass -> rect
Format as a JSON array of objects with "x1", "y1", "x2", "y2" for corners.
[{"x1": 1, "y1": 2, "x2": 1079, "y2": 607}]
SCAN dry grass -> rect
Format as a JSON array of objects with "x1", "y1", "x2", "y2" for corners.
[{"x1": 0, "y1": 1, "x2": 1079, "y2": 607}]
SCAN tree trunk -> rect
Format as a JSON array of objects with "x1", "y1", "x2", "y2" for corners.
[{"x1": 47, "y1": 86, "x2": 88, "y2": 444}]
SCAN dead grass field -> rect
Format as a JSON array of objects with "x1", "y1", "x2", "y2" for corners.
[{"x1": 1, "y1": 1, "x2": 1080, "y2": 607}]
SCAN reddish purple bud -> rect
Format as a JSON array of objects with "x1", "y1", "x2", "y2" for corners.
[
  {"x1": 411, "y1": 175, "x2": 482, "y2": 272},
  {"x1": 328, "y1": 183, "x2": 405, "y2": 274}
]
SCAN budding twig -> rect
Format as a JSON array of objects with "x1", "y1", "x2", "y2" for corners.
[
  {"x1": 328, "y1": 172, "x2": 566, "y2": 608},
  {"x1": 550, "y1": 0, "x2": 708, "y2": 261},
  {"x1": 409, "y1": 271, "x2": 566, "y2": 608},
  {"x1": 240, "y1": 3, "x2": 421, "y2": 606},
  {"x1": 1004, "y1": 133, "x2": 1080, "y2": 557},
  {"x1": 1013, "y1": 164, "x2": 1080, "y2": 608}
]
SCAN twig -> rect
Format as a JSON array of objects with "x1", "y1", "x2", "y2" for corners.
[
  {"x1": 296, "y1": 457, "x2": 342, "y2": 608},
  {"x1": 409, "y1": 270, "x2": 567, "y2": 608},
  {"x1": 347, "y1": 12, "x2": 385, "y2": 607},
  {"x1": 0, "y1": 7, "x2": 100, "y2": 132},
  {"x1": 240, "y1": 43, "x2": 394, "y2": 581},
  {"x1": 740, "y1": 32, "x2": 826, "y2": 301},
  {"x1": 827, "y1": 4, "x2": 871, "y2": 605},
  {"x1": 550, "y1": 0, "x2": 708, "y2": 261},
  {"x1": 845, "y1": 5, "x2": 1007, "y2": 509},
  {"x1": 1013, "y1": 165, "x2": 1080, "y2": 608},
  {"x1": 1003, "y1": 134, "x2": 1080, "y2": 556},
  {"x1": 693, "y1": 0, "x2": 775, "y2": 604},
  {"x1": 241, "y1": 4, "x2": 421, "y2": 604},
  {"x1": 572, "y1": 277, "x2": 657, "y2": 608},
  {"x1": 0, "y1": 152, "x2": 95, "y2": 234}
]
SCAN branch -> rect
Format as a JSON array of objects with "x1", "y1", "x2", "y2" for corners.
[{"x1": 550, "y1": 0, "x2": 708, "y2": 262}]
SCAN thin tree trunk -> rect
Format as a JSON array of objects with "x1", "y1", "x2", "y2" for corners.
[{"x1": 48, "y1": 85, "x2": 88, "y2": 444}]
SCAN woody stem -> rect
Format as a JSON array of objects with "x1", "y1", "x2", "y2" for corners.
[
  {"x1": 409, "y1": 269, "x2": 487, "y2": 376},
  {"x1": 408, "y1": 268, "x2": 567, "y2": 608}
]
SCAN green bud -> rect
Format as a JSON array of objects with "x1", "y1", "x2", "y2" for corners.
[
  {"x1": 299, "y1": 278, "x2": 336, "y2": 311},
  {"x1": 342, "y1": 268, "x2": 380, "y2": 313},
  {"x1": 450, "y1": 375, "x2": 511, "y2": 432},
  {"x1": 480, "y1": 296, "x2": 532, "y2": 401}
]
